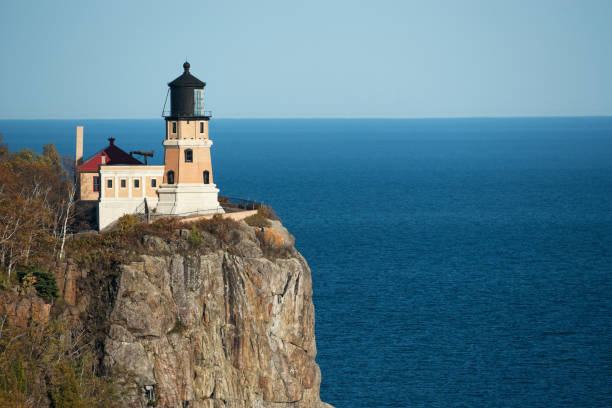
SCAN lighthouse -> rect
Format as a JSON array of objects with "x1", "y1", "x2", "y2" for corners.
[{"x1": 156, "y1": 62, "x2": 223, "y2": 215}]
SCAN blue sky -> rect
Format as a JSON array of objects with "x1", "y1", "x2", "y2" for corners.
[{"x1": 1, "y1": 0, "x2": 610, "y2": 118}]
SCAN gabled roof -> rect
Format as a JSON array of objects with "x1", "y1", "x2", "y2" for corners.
[
  {"x1": 78, "y1": 138, "x2": 142, "y2": 172},
  {"x1": 168, "y1": 61, "x2": 205, "y2": 88}
]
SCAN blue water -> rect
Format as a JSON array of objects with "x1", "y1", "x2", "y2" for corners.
[{"x1": 1, "y1": 117, "x2": 611, "y2": 407}]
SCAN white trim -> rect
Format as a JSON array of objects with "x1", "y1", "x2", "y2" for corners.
[
  {"x1": 163, "y1": 139, "x2": 212, "y2": 148},
  {"x1": 158, "y1": 183, "x2": 219, "y2": 192},
  {"x1": 100, "y1": 165, "x2": 164, "y2": 176}
]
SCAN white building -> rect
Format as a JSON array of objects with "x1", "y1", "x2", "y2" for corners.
[{"x1": 98, "y1": 165, "x2": 165, "y2": 230}]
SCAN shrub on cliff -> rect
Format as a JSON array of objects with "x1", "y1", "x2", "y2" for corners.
[
  {"x1": 137, "y1": 217, "x2": 182, "y2": 241},
  {"x1": 259, "y1": 205, "x2": 279, "y2": 220},
  {"x1": 192, "y1": 214, "x2": 241, "y2": 245},
  {"x1": 17, "y1": 265, "x2": 60, "y2": 300},
  {"x1": 244, "y1": 206, "x2": 272, "y2": 228},
  {"x1": 118, "y1": 214, "x2": 139, "y2": 232},
  {"x1": 187, "y1": 226, "x2": 203, "y2": 246}
]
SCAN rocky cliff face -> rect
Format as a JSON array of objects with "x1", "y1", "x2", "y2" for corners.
[
  {"x1": 97, "y1": 220, "x2": 331, "y2": 408},
  {"x1": 1, "y1": 217, "x2": 332, "y2": 407}
]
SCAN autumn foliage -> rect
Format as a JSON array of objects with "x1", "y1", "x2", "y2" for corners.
[
  {"x1": 0, "y1": 135, "x2": 76, "y2": 282},
  {"x1": 0, "y1": 137, "x2": 115, "y2": 407},
  {"x1": 0, "y1": 320, "x2": 116, "y2": 407}
]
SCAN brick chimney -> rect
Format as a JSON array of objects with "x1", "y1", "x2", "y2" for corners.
[{"x1": 75, "y1": 126, "x2": 84, "y2": 166}]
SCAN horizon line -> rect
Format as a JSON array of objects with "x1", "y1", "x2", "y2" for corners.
[{"x1": 1, "y1": 114, "x2": 612, "y2": 121}]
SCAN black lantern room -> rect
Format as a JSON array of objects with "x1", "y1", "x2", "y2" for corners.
[{"x1": 163, "y1": 62, "x2": 211, "y2": 120}]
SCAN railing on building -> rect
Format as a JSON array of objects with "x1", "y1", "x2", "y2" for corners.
[
  {"x1": 132, "y1": 196, "x2": 263, "y2": 223},
  {"x1": 218, "y1": 196, "x2": 262, "y2": 213}
]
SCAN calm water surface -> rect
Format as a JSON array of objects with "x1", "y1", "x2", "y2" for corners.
[{"x1": 1, "y1": 117, "x2": 611, "y2": 407}]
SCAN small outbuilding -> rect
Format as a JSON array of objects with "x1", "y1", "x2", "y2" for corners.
[{"x1": 76, "y1": 132, "x2": 143, "y2": 201}]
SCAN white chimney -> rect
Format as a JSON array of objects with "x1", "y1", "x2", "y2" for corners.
[{"x1": 75, "y1": 126, "x2": 84, "y2": 166}]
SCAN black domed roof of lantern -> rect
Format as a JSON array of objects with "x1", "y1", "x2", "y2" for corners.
[
  {"x1": 168, "y1": 62, "x2": 206, "y2": 88},
  {"x1": 164, "y1": 62, "x2": 211, "y2": 120}
]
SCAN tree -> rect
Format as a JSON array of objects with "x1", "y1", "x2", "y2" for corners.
[
  {"x1": 17, "y1": 265, "x2": 60, "y2": 300},
  {"x1": 0, "y1": 141, "x2": 77, "y2": 278}
]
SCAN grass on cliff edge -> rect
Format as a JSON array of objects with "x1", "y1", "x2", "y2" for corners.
[
  {"x1": 66, "y1": 214, "x2": 246, "y2": 268},
  {"x1": 244, "y1": 206, "x2": 279, "y2": 228}
]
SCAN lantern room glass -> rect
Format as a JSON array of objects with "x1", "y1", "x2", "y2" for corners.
[{"x1": 194, "y1": 89, "x2": 205, "y2": 116}]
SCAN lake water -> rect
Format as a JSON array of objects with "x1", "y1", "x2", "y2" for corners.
[{"x1": 1, "y1": 117, "x2": 611, "y2": 407}]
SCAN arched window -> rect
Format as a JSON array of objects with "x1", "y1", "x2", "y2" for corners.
[
  {"x1": 185, "y1": 149, "x2": 193, "y2": 163},
  {"x1": 203, "y1": 170, "x2": 210, "y2": 184},
  {"x1": 167, "y1": 170, "x2": 175, "y2": 185}
]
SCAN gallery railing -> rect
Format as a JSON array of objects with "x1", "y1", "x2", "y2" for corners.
[{"x1": 161, "y1": 109, "x2": 212, "y2": 118}]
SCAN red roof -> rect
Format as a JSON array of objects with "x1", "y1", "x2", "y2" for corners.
[{"x1": 78, "y1": 138, "x2": 142, "y2": 172}]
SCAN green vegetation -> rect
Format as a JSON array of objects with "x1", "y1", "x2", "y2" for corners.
[
  {"x1": 187, "y1": 225, "x2": 203, "y2": 246},
  {"x1": 17, "y1": 265, "x2": 60, "y2": 300},
  {"x1": 0, "y1": 320, "x2": 117, "y2": 407},
  {"x1": 49, "y1": 362, "x2": 86, "y2": 408}
]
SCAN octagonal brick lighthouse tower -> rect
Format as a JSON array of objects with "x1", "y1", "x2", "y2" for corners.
[{"x1": 156, "y1": 62, "x2": 223, "y2": 215}]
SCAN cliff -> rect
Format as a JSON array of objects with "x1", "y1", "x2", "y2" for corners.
[{"x1": 1, "y1": 215, "x2": 333, "y2": 408}]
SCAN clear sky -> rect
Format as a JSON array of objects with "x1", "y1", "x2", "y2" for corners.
[{"x1": 1, "y1": 0, "x2": 610, "y2": 119}]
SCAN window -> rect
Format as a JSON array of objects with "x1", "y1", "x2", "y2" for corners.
[
  {"x1": 203, "y1": 170, "x2": 210, "y2": 184},
  {"x1": 172, "y1": 122, "x2": 177, "y2": 133},
  {"x1": 120, "y1": 179, "x2": 126, "y2": 188},
  {"x1": 186, "y1": 120, "x2": 190, "y2": 124},
  {"x1": 200, "y1": 122, "x2": 204, "y2": 133},
  {"x1": 194, "y1": 89, "x2": 204, "y2": 115},
  {"x1": 107, "y1": 179, "x2": 113, "y2": 189},
  {"x1": 167, "y1": 171, "x2": 175, "y2": 185},
  {"x1": 151, "y1": 178, "x2": 157, "y2": 188},
  {"x1": 93, "y1": 176, "x2": 100, "y2": 192},
  {"x1": 134, "y1": 179, "x2": 140, "y2": 188},
  {"x1": 185, "y1": 149, "x2": 193, "y2": 163}
]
